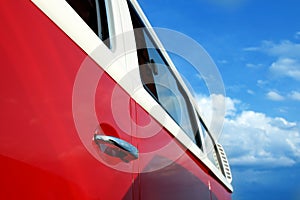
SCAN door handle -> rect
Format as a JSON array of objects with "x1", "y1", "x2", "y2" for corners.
[{"x1": 94, "y1": 134, "x2": 138, "y2": 163}]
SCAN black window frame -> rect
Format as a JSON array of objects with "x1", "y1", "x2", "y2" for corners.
[{"x1": 66, "y1": 0, "x2": 111, "y2": 47}]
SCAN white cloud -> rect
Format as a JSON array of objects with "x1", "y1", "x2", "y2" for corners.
[
  {"x1": 286, "y1": 138, "x2": 300, "y2": 157},
  {"x1": 264, "y1": 41, "x2": 300, "y2": 81},
  {"x1": 244, "y1": 40, "x2": 300, "y2": 58},
  {"x1": 294, "y1": 32, "x2": 300, "y2": 40},
  {"x1": 269, "y1": 58, "x2": 300, "y2": 81},
  {"x1": 196, "y1": 93, "x2": 239, "y2": 124},
  {"x1": 270, "y1": 117, "x2": 297, "y2": 129},
  {"x1": 247, "y1": 89, "x2": 254, "y2": 95},
  {"x1": 261, "y1": 40, "x2": 300, "y2": 58},
  {"x1": 196, "y1": 94, "x2": 231, "y2": 137},
  {"x1": 196, "y1": 95, "x2": 300, "y2": 168},
  {"x1": 264, "y1": 90, "x2": 300, "y2": 101},
  {"x1": 257, "y1": 79, "x2": 268, "y2": 88},
  {"x1": 246, "y1": 63, "x2": 263, "y2": 68},
  {"x1": 245, "y1": 40, "x2": 300, "y2": 81},
  {"x1": 221, "y1": 109, "x2": 299, "y2": 168},
  {"x1": 288, "y1": 91, "x2": 300, "y2": 101},
  {"x1": 266, "y1": 91, "x2": 285, "y2": 101}
]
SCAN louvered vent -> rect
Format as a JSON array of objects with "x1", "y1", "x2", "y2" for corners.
[{"x1": 215, "y1": 143, "x2": 232, "y2": 183}]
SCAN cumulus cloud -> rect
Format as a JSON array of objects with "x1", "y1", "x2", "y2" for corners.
[
  {"x1": 222, "y1": 109, "x2": 299, "y2": 168},
  {"x1": 261, "y1": 40, "x2": 300, "y2": 58},
  {"x1": 196, "y1": 94, "x2": 300, "y2": 168},
  {"x1": 264, "y1": 41, "x2": 300, "y2": 81},
  {"x1": 269, "y1": 58, "x2": 300, "y2": 81},
  {"x1": 245, "y1": 40, "x2": 300, "y2": 81},
  {"x1": 270, "y1": 117, "x2": 297, "y2": 128},
  {"x1": 288, "y1": 91, "x2": 300, "y2": 101},
  {"x1": 244, "y1": 40, "x2": 300, "y2": 58},
  {"x1": 263, "y1": 90, "x2": 300, "y2": 101},
  {"x1": 195, "y1": 94, "x2": 232, "y2": 139},
  {"x1": 266, "y1": 91, "x2": 285, "y2": 101},
  {"x1": 196, "y1": 93, "x2": 238, "y2": 127}
]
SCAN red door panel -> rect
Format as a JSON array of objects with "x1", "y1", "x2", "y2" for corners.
[
  {"x1": 209, "y1": 175, "x2": 232, "y2": 200},
  {"x1": 133, "y1": 101, "x2": 211, "y2": 199},
  {"x1": 132, "y1": 98, "x2": 232, "y2": 199}
]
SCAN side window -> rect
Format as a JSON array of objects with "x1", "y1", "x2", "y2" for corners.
[
  {"x1": 201, "y1": 123, "x2": 219, "y2": 168},
  {"x1": 128, "y1": 2, "x2": 202, "y2": 148},
  {"x1": 66, "y1": 0, "x2": 110, "y2": 47},
  {"x1": 198, "y1": 114, "x2": 224, "y2": 173}
]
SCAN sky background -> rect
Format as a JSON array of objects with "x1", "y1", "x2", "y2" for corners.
[{"x1": 137, "y1": 0, "x2": 300, "y2": 199}]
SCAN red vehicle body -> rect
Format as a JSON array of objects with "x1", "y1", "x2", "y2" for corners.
[{"x1": 0, "y1": 0, "x2": 233, "y2": 199}]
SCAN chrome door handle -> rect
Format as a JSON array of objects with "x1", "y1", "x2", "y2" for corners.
[{"x1": 94, "y1": 134, "x2": 138, "y2": 163}]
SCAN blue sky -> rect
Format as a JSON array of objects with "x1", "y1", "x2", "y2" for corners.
[{"x1": 137, "y1": 0, "x2": 300, "y2": 199}]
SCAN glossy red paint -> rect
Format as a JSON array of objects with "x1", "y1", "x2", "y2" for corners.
[
  {"x1": 133, "y1": 101, "x2": 231, "y2": 200},
  {"x1": 209, "y1": 173, "x2": 232, "y2": 200},
  {"x1": 0, "y1": 1, "x2": 134, "y2": 199}
]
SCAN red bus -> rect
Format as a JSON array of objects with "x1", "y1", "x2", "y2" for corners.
[{"x1": 0, "y1": 0, "x2": 233, "y2": 199}]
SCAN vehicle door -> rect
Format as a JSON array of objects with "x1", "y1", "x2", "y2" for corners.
[
  {"x1": 119, "y1": 1, "x2": 211, "y2": 199},
  {"x1": 63, "y1": 0, "x2": 138, "y2": 199}
]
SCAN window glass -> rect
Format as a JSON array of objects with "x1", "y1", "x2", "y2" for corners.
[
  {"x1": 66, "y1": 0, "x2": 110, "y2": 47},
  {"x1": 128, "y1": 2, "x2": 202, "y2": 146},
  {"x1": 202, "y1": 125, "x2": 219, "y2": 168},
  {"x1": 197, "y1": 114, "x2": 223, "y2": 173}
]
